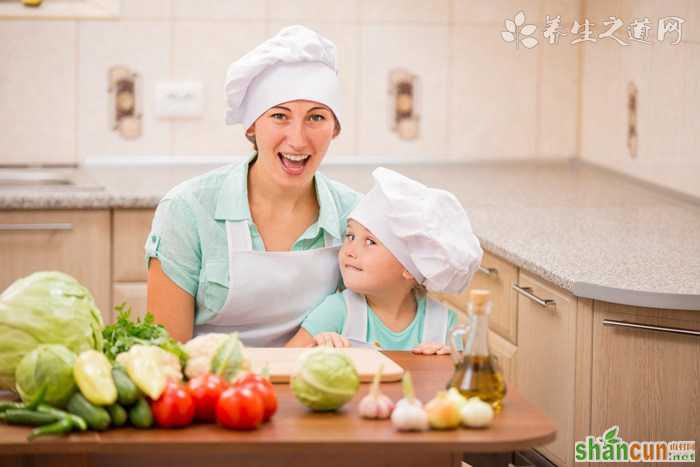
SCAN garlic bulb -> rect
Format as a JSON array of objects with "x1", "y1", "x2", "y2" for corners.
[
  {"x1": 460, "y1": 397, "x2": 494, "y2": 428},
  {"x1": 358, "y1": 364, "x2": 394, "y2": 420},
  {"x1": 391, "y1": 372, "x2": 428, "y2": 431},
  {"x1": 425, "y1": 391, "x2": 462, "y2": 430}
]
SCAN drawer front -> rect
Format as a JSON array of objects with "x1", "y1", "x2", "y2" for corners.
[
  {"x1": 0, "y1": 210, "x2": 111, "y2": 322},
  {"x1": 113, "y1": 209, "x2": 155, "y2": 282},
  {"x1": 515, "y1": 271, "x2": 577, "y2": 467},
  {"x1": 592, "y1": 303, "x2": 700, "y2": 450},
  {"x1": 434, "y1": 251, "x2": 518, "y2": 344}
]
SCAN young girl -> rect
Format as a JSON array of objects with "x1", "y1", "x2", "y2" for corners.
[{"x1": 286, "y1": 167, "x2": 483, "y2": 354}]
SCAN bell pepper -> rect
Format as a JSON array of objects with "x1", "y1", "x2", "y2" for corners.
[{"x1": 73, "y1": 350, "x2": 117, "y2": 406}]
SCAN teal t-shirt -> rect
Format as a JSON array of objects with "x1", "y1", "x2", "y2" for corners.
[{"x1": 301, "y1": 292, "x2": 460, "y2": 350}]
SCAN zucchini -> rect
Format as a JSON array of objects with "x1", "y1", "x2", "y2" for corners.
[
  {"x1": 112, "y1": 366, "x2": 141, "y2": 406},
  {"x1": 66, "y1": 393, "x2": 111, "y2": 431},
  {"x1": 128, "y1": 398, "x2": 153, "y2": 429},
  {"x1": 108, "y1": 404, "x2": 128, "y2": 427}
]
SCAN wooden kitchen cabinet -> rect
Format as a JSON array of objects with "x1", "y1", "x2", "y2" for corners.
[
  {"x1": 112, "y1": 209, "x2": 155, "y2": 282},
  {"x1": 591, "y1": 302, "x2": 700, "y2": 447},
  {"x1": 112, "y1": 282, "x2": 148, "y2": 321},
  {"x1": 435, "y1": 251, "x2": 519, "y2": 344},
  {"x1": 490, "y1": 330, "x2": 517, "y2": 386},
  {"x1": 0, "y1": 210, "x2": 111, "y2": 322},
  {"x1": 515, "y1": 271, "x2": 591, "y2": 467},
  {"x1": 112, "y1": 209, "x2": 154, "y2": 322}
]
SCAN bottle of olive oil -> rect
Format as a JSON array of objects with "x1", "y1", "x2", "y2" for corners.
[{"x1": 447, "y1": 289, "x2": 507, "y2": 413}]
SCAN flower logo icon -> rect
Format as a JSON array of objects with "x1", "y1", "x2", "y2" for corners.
[{"x1": 501, "y1": 11, "x2": 539, "y2": 49}]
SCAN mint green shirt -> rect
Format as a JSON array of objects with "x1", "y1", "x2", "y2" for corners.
[
  {"x1": 145, "y1": 153, "x2": 361, "y2": 325},
  {"x1": 301, "y1": 292, "x2": 460, "y2": 350}
]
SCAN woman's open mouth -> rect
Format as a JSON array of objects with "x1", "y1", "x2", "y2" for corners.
[{"x1": 278, "y1": 152, "x2": 310, "y2": 176}]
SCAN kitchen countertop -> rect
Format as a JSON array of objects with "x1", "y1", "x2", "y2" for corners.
[{"x1": 1, "y1": 158, "x2": 699, "y2": 310}]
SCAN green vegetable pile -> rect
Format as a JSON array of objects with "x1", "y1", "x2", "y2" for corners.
[
  {"x1": 0, "y1": 271, "x2": 104, "y2": 391},
  {"x1": 102, "y1": 303, "x2": 188, "y2": 367}
]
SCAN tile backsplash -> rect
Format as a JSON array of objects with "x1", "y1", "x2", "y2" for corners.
[
  {"x1": 0, "y1": 0, "x2": 580, "y2": 165},
  {"x1": 580, "y1": 0, "x2": 700, "y2": 199}
]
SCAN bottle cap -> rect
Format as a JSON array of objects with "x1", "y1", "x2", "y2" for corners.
[{"x1": 469, "y1": 289, "x2": 491, "y2": 313}]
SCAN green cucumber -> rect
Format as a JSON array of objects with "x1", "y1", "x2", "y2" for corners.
[
  {"x1": 108, "y1": 404, "x2": 128, "y2": 427},
  {"x1": 128, "y1": 398, "x2": 153, "y2": 429},
  {"x1": 112, "y1": 366, "x2": 141, "y2": 406},
  {"x1": 66, "y1": 393, "x2": 111, "y2": 431}
]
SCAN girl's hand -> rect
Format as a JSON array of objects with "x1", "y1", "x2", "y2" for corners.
[
  {"x1": 313, "y1": 332, "x2": 350, "y2": 348},
  {"x1": 411, "y1": 343, "x2": 451, "y2": 355}
]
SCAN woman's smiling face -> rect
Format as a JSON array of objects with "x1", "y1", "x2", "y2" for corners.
[{"x1": 247, "y1": 100, "x2": 338, "y2": 189}]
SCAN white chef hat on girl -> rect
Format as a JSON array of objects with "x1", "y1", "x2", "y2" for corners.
[
  {"x1": 224, "y1": 25, "x2": 342, "y2": 130},
  {"x1": 349, "y1": 167, "x2": 483, "y2": 294}
]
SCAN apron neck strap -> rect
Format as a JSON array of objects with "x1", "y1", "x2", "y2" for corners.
[{"x1": 227, "y1": 220, "x2": 253, "y2": 252}]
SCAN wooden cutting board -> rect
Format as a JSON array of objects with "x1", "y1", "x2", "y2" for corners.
[{"x1": 246, "y1": 348, "x2": 404, "y2": 383}]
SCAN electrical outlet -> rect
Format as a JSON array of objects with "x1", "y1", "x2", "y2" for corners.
[{"x1": 155, "y1": 81, "x2": 204, "y2": 119}]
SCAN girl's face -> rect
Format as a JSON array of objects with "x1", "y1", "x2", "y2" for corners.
[
  {"x1": 339, "y1": 219, "x2": 413, "y2": 295},
  {"x1": 247, "y1": 100, "x2": 338, "y2": 190}
]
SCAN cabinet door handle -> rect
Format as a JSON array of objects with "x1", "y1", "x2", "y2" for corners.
[
  {"x1": 512, "y1": 283, "x2": 556, "y2": 307},
  {"x1": 478, "y1": 265, "x2": 498, "y2": 277},
  {"x1": 0, "y1": 223, "x2": 73, "y2": 231},
  {"x1": 602, "y1": 319, "x2": 700, "y2": 337}
]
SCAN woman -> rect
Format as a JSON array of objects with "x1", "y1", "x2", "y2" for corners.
[{"x1": 145, "y1": 25, "x2": 360, "y2": 345}]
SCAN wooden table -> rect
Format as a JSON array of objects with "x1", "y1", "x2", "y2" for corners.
[{"x1": 0, "y1": 352, "x2": 556, "y2": 467}]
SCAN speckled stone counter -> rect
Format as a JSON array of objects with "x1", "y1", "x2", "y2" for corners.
[{"x1": 1, "y1": 159, "x2": 699, "y2": 310}]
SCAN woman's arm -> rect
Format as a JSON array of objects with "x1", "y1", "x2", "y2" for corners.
[{"x1": 147, "y1": 259, "x2": 195, "y2": 343}]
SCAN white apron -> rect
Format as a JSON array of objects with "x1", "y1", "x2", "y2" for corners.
[
  {"x1": 340, "y1": 289, "x2": 449, "y2": 345},
  {"x1": 195, "y1": 220, "x2": 341, "y2": 346}
]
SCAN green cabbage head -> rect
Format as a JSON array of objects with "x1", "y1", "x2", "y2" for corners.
[
  {"x1": 15, "y1": 344, "x2": 77, "y2": 408},
  {"x1": 0, "y1": 271, "x2": 104, "y2": 390},
  {"x1": 291, "y1": 347, "x2": 360, "y2": 411}
]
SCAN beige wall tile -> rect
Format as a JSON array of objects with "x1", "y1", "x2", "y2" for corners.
[
  {"x1": 358, "y1": 25, "x2": 449, "y2": 159},
  {"x1": 450, "y1": 25, "x2": 538, "y2": 159},
  {"x1": 0, "y1": 21, "x2": 77, "y2": 165},
  {"x1": 453, "y1": 0, "x2": 542, "y2": 25},
  {"x1": 78, "y1": 21, "x2": 171, "y2": 159},
  {"x1": 268, "y1": 0, "x2": 358, "y2": 23},
  {"x1": 359, "y1": 0, "x2": 449, "y2": 24},
  {"x1": 580, "y1": 39, "x2": 627, "y2": 172},
  {"x1": 171, "y1": 21, "x2": 266, "y2": 156},
  {"x1": 119, "y1": 0, "x2": 172, "y2": 20},
  {"x1": 538, "y1": 43, "x2": 579, "y2": 157},
  {"x1": 173, "y1": 0, "x2": 265, "y2": 20},
  {"x1": 268, "y1": 21, "x2": 359, "y2": 157}
]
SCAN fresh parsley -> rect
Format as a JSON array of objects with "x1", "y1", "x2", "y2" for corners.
[{"x1": 102, "y1": 303, "x2": 188, "y2": 367}]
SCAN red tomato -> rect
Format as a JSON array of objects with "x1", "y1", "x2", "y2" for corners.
[
  {"x1": 216, "y1": 386, "x2": 264, "y2": 430},
  {"x1": 235, "y1": 379, "x2": 278, "y2": 422},
  {"x1": 151, "y1": 382, "x2": 195, "y2": 428},
  {"x1": 187, "y1": 373, "x2": 228, "y2": 422}
]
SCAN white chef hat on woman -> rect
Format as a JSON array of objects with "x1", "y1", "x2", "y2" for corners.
[
  {"x1": 224, "y1": 25, "x2": 342, "y2": 129},
  {"x1": 349, "y1": 167, "x2": 483, "y2": 294}
]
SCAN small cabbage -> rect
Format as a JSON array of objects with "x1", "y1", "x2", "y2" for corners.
[
  {"x1": 291, "y1": 348, "x2": 360, "y2": 411},
  {"x1": 210, "y1": 333, "x2": 250, "y2": 382},
  {"x1": 15, "y1": 344, "x2": 77, "y2": 408},
  {"x1": 0, "y1": 271, "x2": 104, "y2": 390}
]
